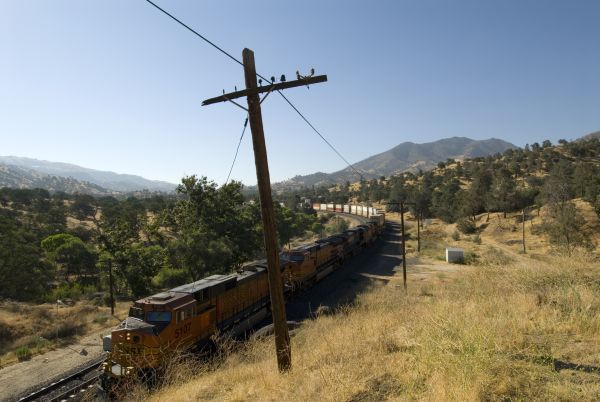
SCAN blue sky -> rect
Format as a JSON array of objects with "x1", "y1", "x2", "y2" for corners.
[{"x1": 1, "y1": 1, "x2": 598, "y2": 185}]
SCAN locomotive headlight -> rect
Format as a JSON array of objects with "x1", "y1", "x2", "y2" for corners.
[{"x1": 126, "y1": 332, "x2": 131, "y2": 341}]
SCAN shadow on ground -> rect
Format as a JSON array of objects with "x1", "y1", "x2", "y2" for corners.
[{"x1": 286, "y1": 222, "x2": 403, "y2": 321}]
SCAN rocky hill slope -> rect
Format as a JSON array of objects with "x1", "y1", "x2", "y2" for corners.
[{"x1": 275, "y1": 137, "x2": 516, "y2": 190}]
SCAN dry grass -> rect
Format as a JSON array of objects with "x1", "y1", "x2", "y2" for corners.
[
  {"x1": 137, "y1": 252, "x2": 600, "y2": 402},
  {"x1": 0, "y1": 301, "x2": 128, "y2": 366}
]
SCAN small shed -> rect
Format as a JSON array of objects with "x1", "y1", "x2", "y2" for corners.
[{"x1": 446, "y1": 247, "x2": 464, "y2": 263}]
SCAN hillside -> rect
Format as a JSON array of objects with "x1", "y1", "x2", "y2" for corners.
[
  {"x1": 579, "y1": 130, "x2": 600, "y2": 141},
  {"x1": 0, "y1": 164, "x2": 113, "y2": 195},
  {"x1": 0, "y1": 156, "x2": 176, "y2": 193},
  {"x1": 274, "y1": 137, "x2": 516, "y2": 190}
]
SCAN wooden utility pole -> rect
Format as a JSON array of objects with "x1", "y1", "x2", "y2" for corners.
[
  {"x1": 203, "y1": 48, "x2": 327, "y2": 372},
  {"x1": 385, "y1": 201, "x2": 412, "y2": 291},
  {"x1": 416, "y1": 210, "x2": 421, "y2": 253},
  {"x1": 108, "y1": 259, "x2": 114, "y2": 315},
  {"x1": 522, "y1": 209, "x2": 526, "y2": 254},
  {"x1": 400, "y1": 202, "x2": 407, "y2": 291}
]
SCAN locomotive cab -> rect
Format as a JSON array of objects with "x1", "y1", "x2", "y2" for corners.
[
  {"x1": 280, "y1": 248, "x2": 316, "y2": 287},
  {"x1": 101, "y1": 291, "x2": 216, "y2": 385}
]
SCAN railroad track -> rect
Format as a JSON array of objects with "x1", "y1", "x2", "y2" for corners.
[{"x1": 16, "y1": 357, "x2": 104, "y2": 402}]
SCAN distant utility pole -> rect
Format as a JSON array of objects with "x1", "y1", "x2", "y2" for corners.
[
  {"x1": 522, "y1": 209, "x2": 526, "y2": 254},
  {"x1": 386, "y1": 201, "x2": 412, "y2": 291},
  {"x1": 203, "y1": 48, "x2": 327, "y2": 372},
  {"x1": 400, "y1": 202, "x2": 407, "y2": 291},
  {"x1": 108, "y1": 259, "x2": 114, "y2": 315},
  {"x1": 416, "y1": 211, "x2": 421, "y2": 253}
]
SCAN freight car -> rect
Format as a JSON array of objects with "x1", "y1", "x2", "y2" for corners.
[{"x1": 100, "y1": 205, "x2": 385, "y2": 388}]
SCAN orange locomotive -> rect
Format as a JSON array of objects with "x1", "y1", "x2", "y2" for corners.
[
  {"x1": 100, "y1": 206, "x2": 384, "y2": 388},
  {"x1": 101, "y1": 263, "x2": 271, "y2": 387}
]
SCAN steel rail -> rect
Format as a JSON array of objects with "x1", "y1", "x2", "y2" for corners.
[{"x1": 16, "y1": 357, "x2": 104, "y2": 402}]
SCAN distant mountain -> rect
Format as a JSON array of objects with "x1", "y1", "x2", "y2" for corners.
[
  {"x1": 275, "y1": 137, "x2": 517, "y2": 189},
  {"x1": 0, "y1": 156, "x2": 176, "y2": 193},
  {"x1": 0, "y1": 164, "x2": 113, "y2": 195}
]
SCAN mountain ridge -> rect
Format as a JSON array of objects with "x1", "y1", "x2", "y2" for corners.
[
  {"x1": 273, "y1": 136, "x2": 517, "y2": 190},
  {"x1": 0, "y1": 156, "x2": 176, "y2": 193}
]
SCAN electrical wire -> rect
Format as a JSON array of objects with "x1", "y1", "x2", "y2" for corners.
[
  {"x1": 144, "y1": 0, "x2": 243, "y2": 67},
  {"x1": 276, "y1": 91, "x2": 364, "y2": 180},
  {"x1": 225, "y1": 117, "x2": 249, "y2": 184},
  {"x1": 143, "y1": 0, "x2": 364, "y2": 180}
]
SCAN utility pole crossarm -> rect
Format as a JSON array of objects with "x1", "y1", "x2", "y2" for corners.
[{"x1": 202, "y1": 75, "x2": 327, "y2": 105}]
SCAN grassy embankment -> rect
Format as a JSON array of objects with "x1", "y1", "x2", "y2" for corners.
[
  {"x1": 132, "y1": 207, "x2": 600, "y2": 401},
  {"x1": 0, "y1": 301, "x2": 128, "y2": 367}
]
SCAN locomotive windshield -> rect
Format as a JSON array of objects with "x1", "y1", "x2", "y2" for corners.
[
  {"x1": 282, "y1": 253, "x2": 304, "y2": 262},
  {"x1": 128, "y1": 306, "x2": 144, "y2": 319},
  {"x1": 146, "y1": 311, "x2": 172, "y2": 324}
]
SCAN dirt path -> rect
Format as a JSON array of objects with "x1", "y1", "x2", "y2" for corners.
[{"x1": 0, "y1": 328, "x2": 110, "y2": 402}]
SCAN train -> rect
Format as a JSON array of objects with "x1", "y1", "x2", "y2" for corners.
[{"x1": 99, "y1": 204, "x2": 385, "y2": 389}]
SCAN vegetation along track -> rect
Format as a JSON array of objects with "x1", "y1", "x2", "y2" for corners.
[{"x1": 15, "y1": 356, "x2": 104, "y2": 402}]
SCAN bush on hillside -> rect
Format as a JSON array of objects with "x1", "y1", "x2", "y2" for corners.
[{"x1": 456, "y1": 218, "x2": 477, "y2": 234}]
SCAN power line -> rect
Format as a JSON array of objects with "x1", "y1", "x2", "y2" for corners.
[
  {"x1": 276, "y1": 91, "x2": 364, "y2": 180},
  {"x1": 225, "y1": 117, "x2": 249, "y2": 184},
  {"x1": 144, "y1": 0, "x2": 242, "y2": 67},
  {"x1": 143, "y1": 0, "x2": 363, "y2": 180}
]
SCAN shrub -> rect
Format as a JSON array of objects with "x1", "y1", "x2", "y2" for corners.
[
  {"x1": 44, "y1": 283, "x2": 95, "y2": 303},
  {"x1": 463, "y1": 250, "x2": 479, "y2": 265},
  {"x1": 41, "y1": 321, "x2": 85, "y2": 340},
  {"x1": 451, "y1": 230, "x2": 460, "y2": 241},
  {"x1": 472, "y1": 234, "x2": 482, "y2": 244},
  {"x1": 93, "y1": 314, "x2": 110, "y2": 325},
  {"x1": 16, "y1": 347, "x2": 32, "y2": 361},
  {"x1": 0, "y1": 320, "x2": 17, "y2": 349},
  {"x1": 326, "y1": 217, "x2": 349, "y2": 235},
  {"x1": 456, "y1": 218, "x2": 476, "y2": 234}
]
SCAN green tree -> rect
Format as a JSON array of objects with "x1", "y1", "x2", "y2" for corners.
[
  {"x1": 0, "y1": 210, "x2": 53, "y2": 301},
  {"x1": 69, "y1": 194, "x2": 97, "y2": 220},
  {"x1": 489, "y1": 168, "x2": 517, "y2": 218},
  {"x1": 540, "y1": 161, "x2": 589, "y2": 254},
  {"x1": 171, "y1": 176, "x2": 262, "y2": 280},
  {"x1": 542, "y1": 202, "x2": 590, "y2": 254},
  {"x1": 432, "y1": 179, "x2": 462, "y2": 223},
  {"x1": 41, "y1": 233, "x2": 98, "y2": 283}
]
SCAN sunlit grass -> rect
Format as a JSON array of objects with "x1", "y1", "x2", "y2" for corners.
[{"x1": 138, "y1": 252, "x2": 600, "y2": 401}]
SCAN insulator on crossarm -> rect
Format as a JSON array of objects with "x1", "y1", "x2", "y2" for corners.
[
  {"x1": 311, "y1": 68, "x2": 315, "y2": 76},
  {"x1": 259, "y1": 79, "x2": 262, "y2": 86},
  {"x1": 270, "y1": 76, "x2": 275, "y2": 83},
  {"x1": 280, "y1": 74, "x2": 286, "y2": 82},
  {"x1": 296, "y1": 70, "x2": 301, "y2": 80}
]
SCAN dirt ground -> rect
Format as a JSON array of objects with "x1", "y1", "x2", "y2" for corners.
[{"x1": 0, "y1": 327, "x2": 110, "y2": 401}]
